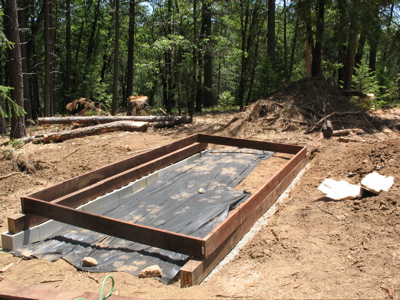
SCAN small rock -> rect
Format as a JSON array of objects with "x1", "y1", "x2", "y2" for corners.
[
  {"x1": 138, "y1": 265, "x2": 162, "y2": 278},
  {"x1": 198, "y1": 188, "x2": 205, "y2": 194},
  {"x1": 21, "y1": 250, "x2": 33, "y2": 259},
  {"x1": 82, "y1": 257, "x2": 98, "y2": 267},
  {"x1": 243, "y1": 188, "x2": 251, "y2": 194}
]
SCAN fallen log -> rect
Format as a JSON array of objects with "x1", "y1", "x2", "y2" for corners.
[
  {"x1": 21, "y1": 121, "x2": 148, "y2": 144},
  {"x1": 332, "y1": 128, "x2": 364, "y2": 136},
  {"x1": 37, "y1": 115, "x2": 192, "y2": 125}
]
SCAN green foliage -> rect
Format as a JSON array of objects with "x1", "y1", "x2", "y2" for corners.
[
  {"x1": 0, "y1": 86, "x2": 26, "y2": 119},
  {"x1": 8, "y1": 138, "x2": 26, "y2": 149},
  {"x1": 351, "y1": 61, "x2": 391, "y2": 110},
  {"x1": 217, "y1": 91, "x2": 235, "y2": 110},
  {"x1": 8, "y1": 0, "x2": 400, "y2": 116},
  {"x1": 353, "y1": 62, "x2": 381, "y2": 95}
]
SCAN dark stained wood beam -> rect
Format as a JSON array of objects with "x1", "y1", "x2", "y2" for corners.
[
  {"x1": 21, "y1": 196, "x2": 205, "y2": 259},
  {"x1": 197, "y1": 134, "x2": 304, "y2": 154}
]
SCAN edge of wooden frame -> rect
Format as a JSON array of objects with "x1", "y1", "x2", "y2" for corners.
[
  {"x1": 197, "y1": 134, "x2": 303, "y2": 154},
  {"x1": 202, "y1": 146, "x2": 307, "y2": 257},
  {"x1": 180, "y1": 148, "x2": 308, "y2": 287},
  {"x1": 8, "y1": 134, "x2": 205, "y2": 233},
  {"x1": 22, "y1": 196, "x2": 205, "y2": 258}
]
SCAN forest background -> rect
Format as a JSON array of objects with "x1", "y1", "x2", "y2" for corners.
[{"x1": 1, "y1": 0, "x2": 400, "y2": 139}]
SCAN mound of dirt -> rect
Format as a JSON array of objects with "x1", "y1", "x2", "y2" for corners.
[{"x1": 221, "y1": 77, "x2": 392, "y2": 137}]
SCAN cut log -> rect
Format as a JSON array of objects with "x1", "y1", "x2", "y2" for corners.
[
  {"x1": 331, "y1": 128, "x2": 364, "y2": 136},
  {"x1": 37, "y1": 115, "x2": 192, "y2": 125},
  {"x1": 321, "y1": 119, "x2": 333, "y2": 139},
  {"x1": 21, "y1": 121, "x2": 148, "y2": 144}
]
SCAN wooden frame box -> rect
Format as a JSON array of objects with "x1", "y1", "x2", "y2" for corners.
[{"x1": 5, "y1": 134, "x2": 307, "y2": 287}]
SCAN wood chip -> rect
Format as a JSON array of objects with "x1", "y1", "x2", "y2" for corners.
[{"x1": 0, "y1": 263, "x2": 13, "y2": 273}]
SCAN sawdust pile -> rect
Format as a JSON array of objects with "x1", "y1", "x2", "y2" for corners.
[{"x1": 221, "y1": 77, "x2": 385, "y2": 137}]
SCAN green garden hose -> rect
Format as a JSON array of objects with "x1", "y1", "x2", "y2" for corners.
[{"x1": 74, "y1": 275, "x2": 115, "y2": 300}]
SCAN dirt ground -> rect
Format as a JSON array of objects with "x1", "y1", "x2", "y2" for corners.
[{"x1": 1, "y1": 80, "x2": 400, "y2": 299}]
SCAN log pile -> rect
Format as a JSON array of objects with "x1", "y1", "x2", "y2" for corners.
[
  {"x1": 19, "y1": 115, "x2": 192, "y2": 144},
  {"x1": 127, "y1": 95, "x2": 149, "y2": 116},
  {"x1": 37, "y1": 115, "x2": 192, "y2": 125}
]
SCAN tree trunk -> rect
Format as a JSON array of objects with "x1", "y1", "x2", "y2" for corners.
[
  {"x1": 112, "y1": 0, "x2": 120, "y2": 115},
  {"x1": 267, "y1": 0, "x2": 276, "y2": 64},
  {"x1": 126, "y1": 0, "x2": 136, "y2": 102},
  {"x1": 189, "y1": 0, "x2": 197, "y2": 117},
  {"x1": 201, "y1": 0, "x2": 213, "y2": 108},
  {"x1": 354, "y1": 33, "x2": 366, "y2": 70},
  {"x1": 24, "y1": 121, "x2": 148, "y2": 144},
  {"x1": 44, "y1": 0, "x2": 54, "y2": 117},
  {"x1": 343, "y1": 0, "x2": 359, "y2": 90},
  {"x1": 86, "y1": 0, "x2": 101, "y2": 62},
  {"x1": 3, "y1": 0, "x2": 26, "y2": 138},
  {"x1": 369, "y1": 43, "x2": 377, "y2": 73},
  {"x1": 65, "y1": 0, "x2": 72, "y2": 104},
  {"x1": 18, "y1": 0, "x2": 32, "y2": 120},
  {"x1": 37, "y1": 115, "x2": 192, "y2": 125},
  {"x1": 283, "y1": 0, "x2": 288, "y2": 77},
  {"x1": 311, "y1": 0, "x2": 325, "y2": 77},
  {"x1": 165, "y1": 0, "x2": 174, "y2": 114},
  {"x1": 379, "y1": 3, "x2": 394, "y2": 76},
  {"x1": 288, "y1": 16, "x2": 300, "y2": 81},
  {"x1": 305, "y1": 0, "x2": 313, "y2": 78},
  {"x1": 237, "y1": 0, "x2": 250, "y2": 110}
]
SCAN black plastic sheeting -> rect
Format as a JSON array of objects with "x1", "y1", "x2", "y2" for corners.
[{"x1": 13, "y1": 147, "x2": 274, "y2": 284}]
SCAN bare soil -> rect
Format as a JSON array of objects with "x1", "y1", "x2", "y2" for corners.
[{"x1": 1, "y1": 79, "x2": 399, "y2": 299}]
